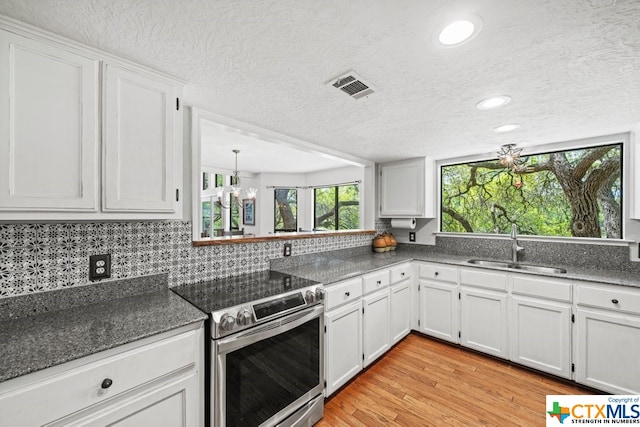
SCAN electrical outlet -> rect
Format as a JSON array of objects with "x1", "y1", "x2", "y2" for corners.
[
  {"x1": 409, "y1": 232, "x2": 416, "y2": 242},
  {"x1": 89, "y1": 254, "x2": 111, "y2": 280},
  {"x1": 283, "y1": 243, "x2": 292, "y2": 257}
]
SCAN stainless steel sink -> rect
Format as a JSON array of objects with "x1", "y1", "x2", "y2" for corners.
[
  {"x1": 467, "y1": 259, "x2": 567, "y2": 274},
  {"x1": 511, "y1": 264, "x2": 567, "y2": 274},
  {"x1": 467, "y1": 259, "x2": 512, "y2": 269}
]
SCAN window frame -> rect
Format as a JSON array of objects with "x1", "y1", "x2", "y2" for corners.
[
  {"x1": 274, "y1": 188, "x2": 298, "y2": 233},
  {"x1": 438, "y1": 136, "x2": 627, "y2": 241},
  {"x1": 313, "y1": 184, "x2": 360, "y2": 231}
]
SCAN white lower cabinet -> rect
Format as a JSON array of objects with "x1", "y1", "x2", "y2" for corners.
[
  {"x1": 418, "y1": 263, "x2": 459, "y2": 343},
  {"x1": 324, "y1": 300, "x2": 363, "y2": 396},
  {"x1": 324, "y1": 266, "x2": 407, "y2": 396},
  {"x1": 460, "y1": 286, "x2": 508, "y2": 358},
  {"x1": 52, "y1": 371, "x2": 199, "y2": 426},
  {"x1": 575, "y1": 282, "x2": 640, "y2": 394},
  {"x1": 509, "y1": 274, "x2": 572, "y2": 378},
  {"x1": 459, "y1": 268, "x2": 509, "y2": 359},
  {"x1": 323, "y1": 276, "x2": 364, "y2": 397},
  {"x1": 390, "y1": 279, "x2": 412, "y2": 344},
  {"x1": 389, "y1": 262, "x2": 413, "y2": 345},
  {"x1": 363, "y1": 288, "x2": 391, "y2": 367},
  {"x1": 0, "y1": 323, "x2": 204, "y2": 427}
]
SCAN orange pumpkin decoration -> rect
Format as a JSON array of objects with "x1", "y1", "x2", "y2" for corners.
[{"x1": 372, "y1": 235, "x2": 387, "y2": 253}]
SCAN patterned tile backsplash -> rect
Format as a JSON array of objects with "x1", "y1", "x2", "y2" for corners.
[{"x1": 1, "y1": 221, "x2": 382, "y2": 298}]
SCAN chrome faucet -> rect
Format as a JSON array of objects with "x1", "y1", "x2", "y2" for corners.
[{"x1": 510, "y1": 223, "x2": 524, "y2": 263}]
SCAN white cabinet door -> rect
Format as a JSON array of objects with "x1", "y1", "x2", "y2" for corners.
[
  {"x1": 324, "y1": 300, "x2": 362, "y2": 396},
  {"x1": 460, "y1": 287, "x2": 508, "y2": 358},
  {"x1": 0, "y1": 324, "x2": 203, "y2": 427},
  {"x1": 362, "y1": 288, "x2": 391, "y2": 367},
  {"x1": 575, "y1": 308, "x2": 640, "y2": 394},
  {"x1": 509, "y1": 296, "x2": 572, "y2": 378},
  {"x1": 379, "y1": 158, "x2": 434, "y2": 218},
  {"x1": 52, "y1": 372, "x2": 199, "y2": 427},
  {"x1": 390, "y1": 280, "x2": 411, "y2": 344},
  {"x1": 418, "y1": 280, "x2": 459, "y2": 343},
  {"x1": 103, "y1": 63, "x2": 179, "y2": 212},
  {"x1": 0, "y1": 29, "x2": 99, "y2": 211}
]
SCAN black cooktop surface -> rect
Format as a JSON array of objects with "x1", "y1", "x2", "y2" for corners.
[{"x1": 171, "y1": 270, "x2": 320, "y2": 314}]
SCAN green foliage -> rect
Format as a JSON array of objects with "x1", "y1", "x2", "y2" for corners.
[
  {"x1": 314, "y1": 184, "x2": 359, "y2": 230},
  {"x1": 441, "y1": 144, "x2": 621, "y2": 238}
]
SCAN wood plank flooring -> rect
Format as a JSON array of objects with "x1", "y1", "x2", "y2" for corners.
[{"x1": 317, "y1": 333, "x2": 593, "y2": 426}]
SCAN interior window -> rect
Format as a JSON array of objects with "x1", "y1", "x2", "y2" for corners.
[
  {"x1": 440, "y1": 143, "x2": 622, "y2": 238},
  {"x1": 274, "y1": 189, "x2": 298, "y2": 232},
  {"x1": 314, "y1": 184, "x2": 360, "y2": 231}
]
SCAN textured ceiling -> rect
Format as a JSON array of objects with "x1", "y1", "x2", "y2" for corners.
[{"x1": 1, "y1": 0, "x2": 639, "y2": 163}]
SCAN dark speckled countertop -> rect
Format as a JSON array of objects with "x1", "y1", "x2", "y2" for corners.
[
  {"x1": 0, "y1": 274, "x2": 206, "y2": 383},
  {"x1": 272, "y1": 248, "x2": 640, "y2": 289}
]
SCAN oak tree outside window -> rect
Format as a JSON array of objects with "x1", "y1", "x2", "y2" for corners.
[
  {"x1": 274, "y1": 189, "x2": 297, "y2": 232},
  {"x1": 314, "y1": 184, "x2": 359, "y2": 230},
  {"x1": 440, "y1": 143, "x2": 622, "y2": 239}
]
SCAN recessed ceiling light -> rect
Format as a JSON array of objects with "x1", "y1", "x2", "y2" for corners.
[
  {"x1": 437, "y1": 16, "x2": 483, "y2": 47},
  {"x1": 493, "y1": 123, "x2": 521, "y2": 133},
  {"x1": 477, "y1": 95, "x2": 512, "y2": 110}
]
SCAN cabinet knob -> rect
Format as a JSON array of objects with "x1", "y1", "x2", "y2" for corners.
[
  {"x1": 611, "y1": 299, "x2": 619, "y2": 304},
  {"x1": 101, "y1": 378, "x2": 113, "y2": 389},
  {"x1": 377, "y1": 280, "x2": 381, "y2": 285},
  {"x1": 401, "y1": 272, "x2": 405, "y2": 277},
  {"x1": 434, "y1": 272, "x2": 439, "y2": 276},
  {"x1": 345, "y1": 291, "x2": 350, "y2": 297}
]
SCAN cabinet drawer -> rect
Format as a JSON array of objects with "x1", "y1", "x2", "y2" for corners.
[
  {"x1": 419, "y1": 263, "x2": 457, "y2": 283},
  {"x1": 576, "y1": 283, "x2": 640, "y2": 315},
  {"x1": 0, "y1": 328, "x2": 199, "y2": 426},
  {"x1": 390, "y1": 263, "x2": 412, "y2": 283},
  {"x1": 324, "y1": 277, "x2": 363, "y2": 311},
  {"x1": 511, "y1": 274, "x2": 572, "y2": 302},
  {"x1": 459, "y1": 268, "x2": 507, "y2": 291},
  {"x1": 362, "y1": 270, "x2": 390, "y2": 295}
]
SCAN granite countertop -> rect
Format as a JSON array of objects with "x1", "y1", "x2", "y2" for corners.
[
  {"x1": 273, "y1": 248, "x2": 640, "y2": 289},
  {"x1": 0, "y1": 274, "x2": 207, "y2": 383}
]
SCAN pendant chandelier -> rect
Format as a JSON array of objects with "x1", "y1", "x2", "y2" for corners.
[
  {"x1": 497, "y1": 144, "x2": 526, "y2": 172},
  {"x1": 215, "y1": 149, "x2": 257, "y2": 209}
]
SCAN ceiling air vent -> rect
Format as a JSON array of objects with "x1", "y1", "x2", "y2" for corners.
[{"x1": 329, "y1": 71, "x2": 375, "y2": 99}]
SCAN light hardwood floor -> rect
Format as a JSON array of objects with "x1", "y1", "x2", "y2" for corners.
[{"x1": 317, "y1": 333, "x2": 593, "y2": 426}]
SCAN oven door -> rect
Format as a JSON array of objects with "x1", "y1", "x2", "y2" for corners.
[{"x1": 213, "y1": 304, "x2": 324, "y2": 427}]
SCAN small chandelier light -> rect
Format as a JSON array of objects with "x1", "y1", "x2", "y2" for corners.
[
  {"x1": 215, "y1": 149, "x2": 257, "y2": 209},
  {"x1": 497, "y1": 144, "x2": 526, "y2": 171}
]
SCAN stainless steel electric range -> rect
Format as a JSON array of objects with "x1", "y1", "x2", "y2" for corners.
[{"x1": 173, "y1": 270, "x2": 324, "y2": 427}]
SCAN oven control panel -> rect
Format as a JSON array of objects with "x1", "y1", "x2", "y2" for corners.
[{"x1": 211, "y1": 285, "x2": 324, "y2": 338}]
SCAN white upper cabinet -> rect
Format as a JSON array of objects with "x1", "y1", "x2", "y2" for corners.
[
  {"x1": 103, "y1": 64, "x2": 179, "y2": 212},
  {"x1": 0, "y1": 18, "x2": 183, "y2": 220},
  {"x1": 0, "y1": 29, "x2": 99, "y2": 212},
  {"x1": 378, "y1": 157, "x2": 435, "y2": 218}
]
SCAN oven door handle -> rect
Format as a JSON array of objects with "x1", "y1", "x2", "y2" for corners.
[{"x1": 216, "y1": 304, "x2": 323, "y2": 354}]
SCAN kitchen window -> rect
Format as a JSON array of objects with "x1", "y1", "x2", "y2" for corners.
[
  {"x1": 274, "y1": 188, "x2": 298, "y2": 232},
  {"x1": 314, "y1": 184, "x2": 359, "y2": 230},
  {"x1": 440, "y1": 142, "x2": 622, "y2": 239}
]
